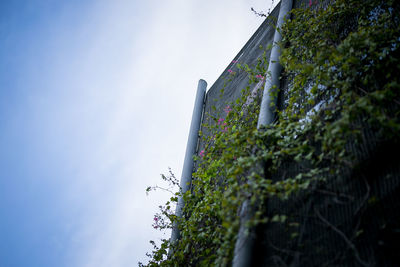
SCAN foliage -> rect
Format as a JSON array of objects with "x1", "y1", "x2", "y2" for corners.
[{"x1": 141, "y1": 0, "x2": 400, "y2": 265}]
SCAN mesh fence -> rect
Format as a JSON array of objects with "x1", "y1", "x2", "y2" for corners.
[{"x1": 197, "y1": 0, "x2": 400, "y2": 266}]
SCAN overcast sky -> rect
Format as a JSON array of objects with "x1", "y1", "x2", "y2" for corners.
[{"x1": 0, "y1": 0, "x2": 276, "y2": 266}]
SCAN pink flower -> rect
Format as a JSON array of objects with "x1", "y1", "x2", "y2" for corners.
[
  {"x1": 255, "y1": 74, "x2": 265, "y2": 80},
  {"x1": 224, "y1": 105, "x2": 232, "y2": 114},
  {"x1": 154, "y1": 217, "x2": 158, "y2": 221},
  {"x1": 227, "y1": 69, "x2": 234, "y2": 74},
  {"x1": 309, "y1": 0, "x2": 312, "y2": 7},
  {"x1": 218, "y1": 118, "x2": 225, "y2": 124},
  {"x1": 221, "y1": 122, "x2": 228, "y2": 132},
  {"x1": 199, "y1": 150, "x2": 205, "y2": 157}
]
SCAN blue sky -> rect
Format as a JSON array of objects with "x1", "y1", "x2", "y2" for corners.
[{"x1": 0, "y1": 0, "x2": 274, "y2": 266}]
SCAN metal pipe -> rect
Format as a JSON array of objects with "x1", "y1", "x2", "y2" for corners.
[
  {"x1": 170, "y1": 79, "x2": 207, "y2": 244},
  {"x1": 257, "y1": 0, "x2": 293, "y2": 128},
  {"x1": 233, "y1": 1, "x2": 293, "y2": 266}
]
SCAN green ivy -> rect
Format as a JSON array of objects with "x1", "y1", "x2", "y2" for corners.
[{"x1": 140, "y1": 0, "x2": 400, "y2": 265}]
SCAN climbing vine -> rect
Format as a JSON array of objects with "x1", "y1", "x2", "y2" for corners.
[{"x1": 140, "y1": 0, "x2": 400, "y2": 265}]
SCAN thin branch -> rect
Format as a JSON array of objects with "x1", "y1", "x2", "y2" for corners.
[
  {"x1": 268, "y1": 239, "x2": 298, "y2": 257},
  {"x1": 149, "y1": 185, "x2": 176, "y2": 195},
  {"x1": 251, "y1": 7, "x2": 267, "y2": 17},
  {"x1": 314, "y1": 208, "x2": 370, "y2": 267},
  {"x1": 357, "y1": 86, "x2": 400, "y2": 106},
  {"x1": 354, "y1": 178, "x2": 370, "y2": 216},
  {"x1": 356, "y1": 86, "x2": 369, "y2": 96},
  {"x1": 271, "y1": 255, "x2": 288, "y2": 267},
  {"x1": 316, "y1": 189, "x2": 355, "y2": 201}
]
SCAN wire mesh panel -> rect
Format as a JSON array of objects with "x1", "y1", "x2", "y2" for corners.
[{"x1": 195, "y1": 0, "x2": 400, "y2": 266}]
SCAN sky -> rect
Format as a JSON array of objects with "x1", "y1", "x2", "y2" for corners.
[{"x1": 0, "y1": 0, "x2": 276, "y2": 266}]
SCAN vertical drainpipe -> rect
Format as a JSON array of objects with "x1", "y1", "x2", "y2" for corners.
[
  {"x1": 258, "y1": 0, "x2": 293, "y2": 128},
  {"x1": 232, "y1": 0, "x2": 293, "y2": 266},
  {"x1": 170, "y1": 79, "x2": 207, "y2": 245}
]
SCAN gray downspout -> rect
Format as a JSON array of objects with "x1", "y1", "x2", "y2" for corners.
[
  {"x1": 170, "y1": 79, "x2": 207, "y2": 245},
  {"x1": 232, "y1": 1, "x2": 293, "y2": 266},
  {"x1": 258, "y1": 0, "x2": 293, "y2": 128}
]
